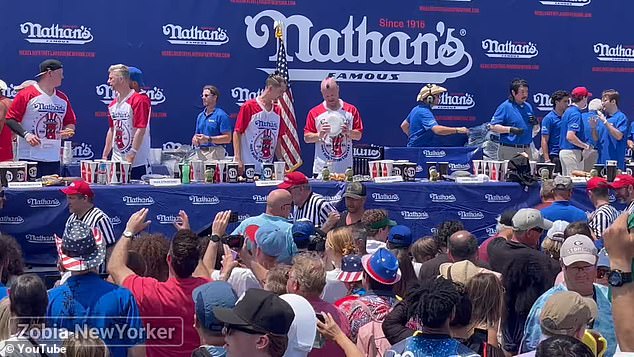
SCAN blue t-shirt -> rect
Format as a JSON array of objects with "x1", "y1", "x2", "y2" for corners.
[
  {"x1": 541, "y1": 110, "x2": 563, "y2": 155},
  {"x1": 386, "y1": 333, "x2": 479, "y2": 357},
  {"x1": 195, "y1": 107, "x2": 232, "y2": 148},
  {"x1": 47, "y1": 273, "x2": 145, "y2": 357},
  {"x1": 597, "y1": 111, "x2": 629, "y2": 169},
  {"x1": 490, "y1": 100, "x2": 534, "y2": 145},
  {"x1": 406, "y1": 104, "x2": 439, "y2": 147},
  {"x1": 0, "y1": 283, "x2": 7, "y2": 302},
  {"x1": 582, "y1": 110, "x2": 598, "y2": 147},
  {"x1": 540, "y1": 201, "x2": 588, "y2": 223},
  {"x1": 231, "y1": 213, "x2": 297, "y2": 264},
  {"x1": 559, "y1": 105, "x2": 586, "y2": 150}
]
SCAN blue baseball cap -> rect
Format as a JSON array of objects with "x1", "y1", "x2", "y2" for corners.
[
  {"x1": 128, "y1": 66, "x2": 145, "y2": 87},
  {"x1": 387, "y1": 225, "x2": 412, "y2": 248},
  {"x1": 256, "y1": 224, "x2": 288, "y2": 257},
  {"x1": 192, "y1": 281, "x2": 237, "y2": 332},
  {"x1": 292, "y1": 219, "x2": 315, "y2": 248}
]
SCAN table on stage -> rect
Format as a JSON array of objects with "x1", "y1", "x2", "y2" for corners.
[
  {"x1": 384, "y1": 146, "x2": 483, "y2": 178},
  {"x1": 2, "y1": 180, "x2": 607, "y2": 265}
]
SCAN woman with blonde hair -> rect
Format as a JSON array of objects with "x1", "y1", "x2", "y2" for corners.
[
  {"x1": 322, "y1": 226, "x2": 357, "y2": 303},
  {"x1": 61, "y1": 334, "x2": 110, "y2": 357}
]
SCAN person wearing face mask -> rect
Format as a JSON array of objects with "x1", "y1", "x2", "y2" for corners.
[
  {"x1": 559, "y1": 87, "x2": 595, "y2": 176},
  {"x1": 489, "y1": 78, "x2": 538, "y2": 160}
]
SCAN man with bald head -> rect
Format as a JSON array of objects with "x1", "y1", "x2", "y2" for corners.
[
  {"x1": 230, "y1": 188, "x2": 296, "y2": 263},
  {"x1": 419, "y1": 230, "x2": 490, "y2": 280},
  {"x1": 304, "y1": 77, "x2": 363, "y2": 176}
]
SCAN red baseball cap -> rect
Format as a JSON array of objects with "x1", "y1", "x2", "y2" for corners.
[
  {"x1": 609, "y1": 174, "x2": 634, "y2": 190},
  {"x1": 571, "y1": 86, "x2": 592, "y2": 98},
  {"x1": 61, "y1": 180, "x2": 94, "y2": 197},
  {"x1": 278, "y1": 171, "x2": 309, "y2": 189},
  {"x1": 586, "y1": 177, "x2": 609, "y2": 191}
]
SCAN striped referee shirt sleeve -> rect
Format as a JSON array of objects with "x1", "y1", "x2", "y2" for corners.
[
  {"x1": 317, "y1": 200, "x2": 337, "y2": 227},
  {"x1": 95, "y1": 216, "x2": 117, "y2": 246}
]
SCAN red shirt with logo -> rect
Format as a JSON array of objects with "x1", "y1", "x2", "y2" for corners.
[
  {"x1": 305, "y1": 100, "x2": 363, "y2": 174},
  {"x1": 235, "y1": 99, "x2": 282, "y2": 173},
  {"x1": 123, "y1": 275, "x2": 211, "y2": 357},
  {"x1": 108, "y1": 91, "x2": 151, "y2": 168},
  {"x1": 6, "y1": 84, "x2": 76, "y2": 162}
]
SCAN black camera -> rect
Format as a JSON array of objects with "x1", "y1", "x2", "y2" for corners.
[
  {"x1": 528, "y1": 115, "x2": 538, "y2": 126},
  {"x1": 221, "y1": 234, "x2": 244, "y2": 249}
]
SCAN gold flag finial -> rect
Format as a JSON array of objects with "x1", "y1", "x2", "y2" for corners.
[{"x1": 274, "y1": 21, "x2": 283, "y2": 39}]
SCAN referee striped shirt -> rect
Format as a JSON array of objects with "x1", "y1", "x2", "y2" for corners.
[
  {"x1": 588, "y1": 203, "x2": 619, "y2": 239},
  {"x1": 65, "y1": 206, "x2": 116, "y2": 247},
  {"x1": 293, "y1": 192, "x2": 336, "y2": 228}
]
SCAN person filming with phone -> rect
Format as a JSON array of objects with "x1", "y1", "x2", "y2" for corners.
[
  {"x1": 304, "y1": 77, "x2": 363, "y2": 176},
  {"x1": 401, "y1": 84, "x2": 469, "y2": 147}
]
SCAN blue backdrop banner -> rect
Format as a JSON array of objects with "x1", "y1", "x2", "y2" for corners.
[{"x1": 1, "y1": 0, "x2": 631, "y2": 174}]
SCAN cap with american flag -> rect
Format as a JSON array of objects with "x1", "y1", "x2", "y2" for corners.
[
  {"x1": 274, "y1": 21, "x2": 302, "y2": 172},
  {"x1": 55, "y1": 221, "x2": 106, "y2": 272}
]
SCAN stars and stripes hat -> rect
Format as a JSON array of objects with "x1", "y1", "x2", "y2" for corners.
[
  {"x1": 361, "y1": 248, "x2": 401, "y2": 285},
  {"x1": 337, "y1": 254, "x2": 364, "y2": 282},
  {"x1": 55, "y1": 221, "x2": 106, "y2": 272}
]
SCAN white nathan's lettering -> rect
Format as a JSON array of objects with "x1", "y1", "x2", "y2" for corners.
[
  {"x1": 594, "y1": 43, "x2": 634, "y2": 62},
  {"x1": 238, "y1": 214, "x2": 250, "y2": 221},
  {"x1": 484, "y1": 193, "x2": 511, "y2": 203},
  {"x1": 20, "y1": 22, "x2": 93, "y2": 44},
  {"x1": 423, "y1": 150, "x2": 446, "y2": 158},
  {"x1": 73, "y1": 143, "x2": 95, "y2": 159},
  {"x1": 372, "y1": 193, "x2": 400, "y2": 202},
  {"x1": 189, "y1": 195, "x2": 220, "y2": 205},
  {"x1": 486, "y1": 227, "x2": 497, "y2": 236},
  {"x1": 458, "y1": 210, "x2": 484, "y2": 220},
  {"x1": 25, "y1": 234, "x2": 54, "y2": 243},
  {"x1": 353, "y1": 147, "x2": 382, "y2": 159},
  {"x1": 157, "y1": 214, "x2": 179, "y2": 224},
  {"x1": 533, "y1": 92, "x2": 552, "y2": 112},
  {"x1": 162, "y1": 24, "x2": 229, "y2": 46},
  {"x1": 145, "y1": 87, "x2": 166, "y2": 105},
  {"x1": 482, "y1": 39, "x2": 539, "y2": 59},
  {"x1": 0, "y1": 216, "x2": 24, "y2": 224},
  {"x1": 253, "y1": 194, "x2": 268, "y2": 203},
  {"x1": 33, "y1": 103, "x2": 65, "y2": 113},
  {"x1": 540, "y1": 0, "x2": 591, "y2": 6},
  {"x1": 429, "y1": 193, "x2": 456, "y2": 202},
  {"x1": 111, "y1": 216, "x2": 122, "y2": 225},
  {"x1": 245, "y1": 10, "x2": 472, "y2": 83},
  {"x1": 401, "y1": 211, "x2": 429, "y2": 220},
  {"x1": 448, "y1": 163, "x2": 470, "y2": 171},
  {"x1": 122, "y1": 196, "x2": 155, "y2": 206},
  {"x1": 231, "y1": 87, "x2": 263, "y2": 106},
  {"x1": 96, "y1": 84, "x2": 165, "y2": 106},
  {"x1": 323, "y1": 194, "x2": 342, "y2": 203},
  {"x1": 435, "y1": 92, "x2": 475, "y2": 110},
  {"x1": 27, "y1": 198, "x2": 61, "y2": 207},
  {"x1": 162, "y1": 142, "x2": 183, "y2": 150}
]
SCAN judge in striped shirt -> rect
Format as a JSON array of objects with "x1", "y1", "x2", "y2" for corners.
[
  {"x1": 61, "y1": 180, "x2": 116, "y2": 253},
  {"x1": 279, "y1": 171, "x2": 339, "y2": 233},
  {"x1": 587, "y1": 177, "x2": 618, "y2": 247}
]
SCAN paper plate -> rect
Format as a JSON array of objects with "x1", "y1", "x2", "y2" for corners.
[{"x1": 326, "y1": 113, "x2": 344, "y2": 137}]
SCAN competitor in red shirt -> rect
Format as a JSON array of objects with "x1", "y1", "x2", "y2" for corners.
[
  {"x1": 102, "y1": 64, "x2": 151, "y2": 179},
  {"x1": 0, "y1": 80, "x2": 13, "y2": 162},
  {"x1": 5, "y1": 59, "x2": 76, "y2": 176},
  {"x1": 233, "y1": 73, "x2": 287, "y2": 174},
  {"x1": 304, "y1": 77, "x2": 363, "y2": 176}
]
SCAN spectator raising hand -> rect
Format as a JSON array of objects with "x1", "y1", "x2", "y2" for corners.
[{"x1": 603, "y1": 212, "x2": 634, "y2": 352}]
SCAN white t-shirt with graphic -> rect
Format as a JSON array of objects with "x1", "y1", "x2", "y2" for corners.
[
  {"x1": 305, "y1": 100, "x2": 363, "y2": 174},
  {"x1": 108, "y1": 91, "x2": 151, "y2": 168},
  {"x1": 235, "y1": 99, "x2": 281, "y2": 173},
  {"x1": 7, "y1": 83, "x2": 77, "y2": 162}
]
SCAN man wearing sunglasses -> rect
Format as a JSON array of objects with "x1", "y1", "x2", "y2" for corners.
[{"x1": 520, "y1": 234, "x2": 616, "y2": 356}]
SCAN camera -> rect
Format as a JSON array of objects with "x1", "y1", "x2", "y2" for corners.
[
  {"x1": 221, "y1": 234, "x2": 245, "y2": 249},
  {"x1": 528, "y1": 115, "x2": 538, "y2": 126}
]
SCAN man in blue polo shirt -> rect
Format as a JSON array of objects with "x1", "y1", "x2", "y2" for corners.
[
  {"x1": 581, "y1": 99, "x2": 602, "y2": 172},
  {"x1": 403, "y1": 84, "x2": 469, "y2": 147},
  {"x1": 192, "y1": 85, "x2": 232, "y2": 160},
  {"x1": 490, "y1": 78, "x2": 538, "y2": 160},
  {"x1": 559, "y1": 86, "x2": 594, "y2": 176},
  {"x1": 592, "y1": 89, "x2": 629, "y2": 170},
  {"x1": 541, "y1": 90, "x2": 569, "y2": 174},
  {"x1": 540, "y1": 175, "x2": 587, "y2": 223}
]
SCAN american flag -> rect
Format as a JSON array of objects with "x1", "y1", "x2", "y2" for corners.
[{"x1": 275, "y1": 31, "x2": 303, "y2": 171}]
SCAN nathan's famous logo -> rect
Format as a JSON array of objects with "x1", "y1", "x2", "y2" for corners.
[
  {"x1": 482, "y1": 39, "x2": 538, "y2": 59},
  {"x1": 27, "y1": 198, "x2": 61, "y2": 208},
  {"x1": 401, "y1": 211, "x2": 429, "y2": 220},
  {"x1": 539, "y1": 0, "x2": 591, "y2": 6},
  {"x1": 449, "y1": 163, "x2": 470, "y2": 171},
  {"x1": 353, "y1": 147, "x2": 382, "y2": 160},
  {"x1": 372, "y1": 193, "x2": 400, "y2": 202},
  {"x1": 458, "y1": 210, "x2": 484, "y2": 220},
  {"x1": 429, "y1": 193, "x2": 456, "y2": 203},
  {"x1": 422, "y1": 150, "x2": 446, "y2": 158},
  {"x1": 594, "y1": 43, "x2": 634, "y2": 62},
  {"x1": 321, "y1": 115, "x2": 351, "y2": 161},
  {"x1": 25, "y1": 234, "x2": 54, "y2": 244},
  {"x1": 188, "y1": 195, "x2": 221, "y2": 205},
  {"x1": 484, "y1": 193, "x2": 511, "y2": 203},
  {"x1": 533, "y1": 92, "x2": 552, "y2": 112},
  {"x1": 435, "y1": 92, "x2": 475, "y2": 110},
  {"x1": 73, "y1": 143, "x2": 95, "y2": 160},
  {"x1": 162, "y1": 142, "x2": 183, "y2": 150},
  {"x1": 245, "y1": 10, "x2": 472, "y2": 83},
  {"x1": 249, "y1": 121, "x2": 279, "y2": 161},
  {"x1": 162, "y1": 24, "x2": 229, "y2": 46},
  {"x1": 122, "y1": 196, "x2": 155, "y2": 206},
  {"x1": 231, "y1": 87, "x2": 264, "y2": 107},
  {"x1": 1, "y1": 83, "x2": 34, "y2": 99},
  {"x1": 157, "y1": 214, "x2": 179, "y2": 225},
  {"x1": 20, "y1": 22, "x2": 94, "y2": 44},
  {"x1": 96, "y1": 84, "x2": 166, "y2": 106},
  {"x1": 253, "y1": 194, "x2": 268, "y2": 203},
  {"x1": 111, "y1": 216, "x2": 122, "y2": 225},
  {"x1": 0, "y1": 216, "x2": 25, "y2": 225}
]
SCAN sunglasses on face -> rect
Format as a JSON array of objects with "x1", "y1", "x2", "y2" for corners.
[{"x1": 223, "y1": 325, "x2": 264, "y2": 336}]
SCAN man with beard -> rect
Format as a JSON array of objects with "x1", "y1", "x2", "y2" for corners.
[
  {"x1": 609, "y1": 174, "x2": 634, "y2": 213},
  {"x1": 489, "y1": 79, "x2": 538, "y2": 160}
]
